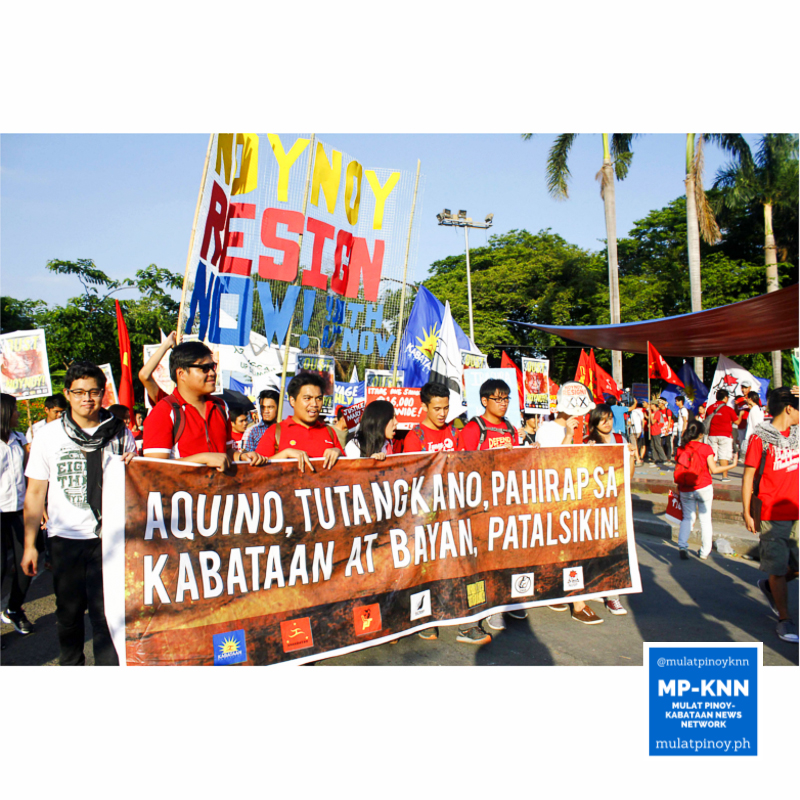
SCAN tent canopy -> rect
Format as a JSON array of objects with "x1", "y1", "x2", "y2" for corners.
[{"x1": 509, "y1": 285, "x2": 798, "y2": 356}]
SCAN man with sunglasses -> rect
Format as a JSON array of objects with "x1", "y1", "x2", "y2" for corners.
[{"x1": 143, "y1": 342, "x2": 266, "y2": 471}]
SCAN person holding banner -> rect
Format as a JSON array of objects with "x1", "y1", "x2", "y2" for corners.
[
  {"x1": 401, "y1": 382, "x2": 463, "y2": 455},
  {"x1": 345, "y1": 401, "x2": 397, "y2": 459},
  {"x1": 21, "y1": 362, "x2": 136, "y2": 665},
  {"x1": 242, "y1": 390, "x2": 279, "y2": 452},
  {"x1": 255, "y1": 373, "x2": 343, "y2": 472},
  {"x1": 143, "y1": 342, "x2": 266, "y2": 471},
  {"x1": 1, "y1": 394, "x2": 34, "y2": 635}
]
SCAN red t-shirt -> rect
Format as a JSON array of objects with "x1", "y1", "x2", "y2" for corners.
[
  {"x1": 143, "y1": 390, "x2": 233, "y2": 458},
  {"x1": 744, "y1": 429, "x2": 799, "y2": 521},
  {"x1": 734, "y1": 397, "x2": 751, "y2": 430},
  {"x1": 255, "y1": 417, "x2": 344, "y2": 459},
  {"x1": 675, "y1": 440, "x2": 714, "y2": 490},
  {"x1": 401, "y1": 424, "x2": 461, "y2": 453},
  {"x1": 460, "y1": 416, "x2": 516, "y2": 451},
  {"x1": 650, "y1": 409, "x2": 663, "y2": 436},
  {"x1": 706, "y1": 401, "x2": 738, "y2": 438}
]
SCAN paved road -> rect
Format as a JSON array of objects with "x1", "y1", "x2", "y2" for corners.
[{"x1": 2, "y1": 533, "x2": 797, "y2": 667}]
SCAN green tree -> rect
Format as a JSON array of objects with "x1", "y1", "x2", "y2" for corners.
[
  {"x1": 524, "y1": 133, "x2": 635, "y2": 388},
  {"x1": 713, "y1": 133, "x2": 799, "y2": 386}
]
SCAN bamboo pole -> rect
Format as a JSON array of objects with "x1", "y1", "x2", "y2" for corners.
[
  {"x1": 647, "y1": 340, "x2": 652, "y2": 457},
  {"x1": 391, "y1": 160, "x2": 421, "y2": 387},
  {"x1": 276, "y1": 134, "x2": 316, "y2": 422},
  {"x1": 24, "y1": 399, "x2": 31, "y2": 431},
  {"x1": 176, "y1": 133, "x2": 214, "y2": 344}
]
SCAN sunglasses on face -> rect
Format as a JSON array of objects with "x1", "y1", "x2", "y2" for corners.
[{"x1": 188, "y1": 363, "x2": 217, "y2": 374}]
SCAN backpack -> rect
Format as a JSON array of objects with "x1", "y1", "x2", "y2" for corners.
[
  {"x1": 474, "y1": 416, "x2": 516, "y2": 448},
  {"x1": 702, "y1": 402, "x2": 726, "y2": 439},
  {"x1": 409, "y1": 422, "x2": 459, "y2": 451},
  {"x1": 163, "y1": 394, "x2": 228, "y2": 449},
  {"x1": 673, "y1": 443, "x2": 706, "y2": 489}
]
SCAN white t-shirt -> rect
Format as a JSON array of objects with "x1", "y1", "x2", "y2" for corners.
[
  {"x1": 630, "y1": 408, "x2": 644, "y2": 436},
  {"x1": 26, "y1": 418, "x2": 48, "y2": 443},
  {"x1": 0, "y1": 431, "x2": 27, "y2": 512},
  {"x1": 677, "y1": 407, "x2": 689, "y2": 436},
  {"x1": 345, "y1": 439, "x2": 391, "y2": 459},
  {"x1": 744, "y1": 406, "x2": 765, "y2": 444},
  {"x1": 25, "y1": 420, "x2": 135, "y2": 540},
  {"x1": 536, "y1": 420, "x2": 571, "y2": 447}
]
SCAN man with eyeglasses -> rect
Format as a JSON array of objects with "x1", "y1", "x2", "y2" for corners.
[
  {"x1": 21, "y1": 361, "x2": 136, "y2": 665},
  {"x1": 143, "y1": 341, "x2": 266, "y2": 471},
  {"x1": 461, "y1": 378, "x2": 526, "y2": 633}
]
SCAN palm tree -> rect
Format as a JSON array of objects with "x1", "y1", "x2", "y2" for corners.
[
  {"x1": 525, "y1": 134, "x2": 634, "y2": 389},
  {"x1": 713, "y1": 134, "x2": 799, "y2": 387},
  {"x1": 684, "y1": 134, "x2": 752, "y2": 379}
]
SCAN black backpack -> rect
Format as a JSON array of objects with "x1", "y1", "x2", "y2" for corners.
[
  {"x1": 474, "y1": 416, "x2": 517, "y2": 448},
  {"x1": 163, "y1": 394, "x2": 228, "y2": 448}
]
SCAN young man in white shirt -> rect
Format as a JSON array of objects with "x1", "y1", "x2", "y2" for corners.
[
  {"x1": 25, "y1": 393, "x2": 68, "y2": 446},
  {"x1": 21, "y1": 362, "x2": 136, "y2": 666}
]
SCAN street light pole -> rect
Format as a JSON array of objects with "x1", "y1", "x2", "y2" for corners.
[{"x1": 436, "y1": 209, "x2": 493, "y2": 346}]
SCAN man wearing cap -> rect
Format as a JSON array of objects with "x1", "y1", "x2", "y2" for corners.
[
  {"x1": 535, "y1": 382, "x2": 603, "y2": 625},
  {"x1": 734, "y1": 381, "x2": 752, "y2": 450}
]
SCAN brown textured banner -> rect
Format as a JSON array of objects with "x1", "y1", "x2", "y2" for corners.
[{"x1": 109, "y1": 445, "x2": 640, "y2": 666}]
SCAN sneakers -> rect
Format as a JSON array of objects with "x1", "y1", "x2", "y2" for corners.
[
  {"x1": 757, "y1": 579, "x2": 779, "y2": 618},
  {"x1": 719, "y1": 478, "x2": 731, "y2": 483},
  {"x1": 418, "y1": 627, "x2": 439, "y2": 640},
  {"x1": 571, "y1": 606, "x2": 604, "y2": 624},
  {"x1": 604, "y1": 598, "x2": 627, "y2": 615},
  {"x1": 679, "y1": 549, "x2": 689, "y2": 560},
  {"x1": 506, "y1": 609, "x2": 528, "y2": 620},
  {"x1": 776, "y1": 619, "x2": 798, "y2": 643},
  {"x1": 549, "y1": 604, "x2": 569, "y2": 612},
  {"x1": 456, "y1": 626, "x2": 492, "y2": 645},
  {"x1": 486, "y1": 614, "x2": 506, "y2": 630},
  {"x1": 1, "y1": 609, "x2": 33, "y2": 635},
  {"x1": 698, "y1": 551, "x2": 709, "y2": 560}
]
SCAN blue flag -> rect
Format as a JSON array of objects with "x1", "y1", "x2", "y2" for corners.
[
  {"x1": 334, "y1": 380, "x2": 365, "y2": 407},
  {"x1": 397, "y1": 286, "x2": 472, "y2": 388},
  {"x1": 675, "y1": 362, "x2": 709, "y2": 413},
  {"x1": 752, "y1": 375, "x2": 770, "y2": 406}
]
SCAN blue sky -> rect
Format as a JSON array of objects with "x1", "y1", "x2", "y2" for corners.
[{"x1": 1, "y1": 133, "x2": 763, "y2": 307}]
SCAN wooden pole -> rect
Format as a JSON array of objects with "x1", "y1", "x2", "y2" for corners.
[
  {"x1": 276, "y1": 134, "x2": 316, "y2": 422},
  {"x1": 24, "y1": 399, "x2": 32, "y2": 431},
  {"x1": 176, "y1": 133, "x2": 215, "y2": 344},
  {"x1": 392, "y1": 159, "x2": 421, "y2": 387},
  {"x1": 647, "y1": 340, "x2": 652, "y2": 456}
]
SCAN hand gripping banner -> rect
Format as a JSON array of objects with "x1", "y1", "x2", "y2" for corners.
[{"x1": 103, "y1": 445, "x2": 641, "y2": 666}]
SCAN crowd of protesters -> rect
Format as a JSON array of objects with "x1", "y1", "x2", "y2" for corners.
[{"x1": 2, "y1": 337, "x2": 798, "y2": 663}]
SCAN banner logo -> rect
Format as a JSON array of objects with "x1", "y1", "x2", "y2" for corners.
[
  {"x1": 511, "y1": 573, "x2": 534, "y2": 598},
  {"x1": 563, "y1": 566, "x2": 584, "y2": 591},
  {"x1": 466, "y1": 580, "x2": 487, "y2": 608},
  {"x1": 409, "y1": 589, "x2": 432, "y2": 621},
  {"x1": 213, "y1": 629, "x2": 247, "y2": 665},
  {"x1": 280, "y1": 617, "x2": 314, "y2": 653},
  {"x1": 354, "y1": 603, "x2": 382, "y2": 636}
]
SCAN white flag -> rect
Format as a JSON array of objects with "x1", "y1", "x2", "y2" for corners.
[
  {"x1": 710, "y1": 355, "x2": 764, "y2": 406},
  {"x1": 428, "y1": 301, "x2": 464, "y2": 422},
  {"x1": 350, "y1": 365, "x2": 359, "y2": 383}
]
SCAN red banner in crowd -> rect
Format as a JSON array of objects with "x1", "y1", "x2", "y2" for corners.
[
  {"x1": 366, "y1": 385, "x2": 425, "y2": 430},
  {"x1": 103, "y1": 445, "x2": 641, "y2": 666}
]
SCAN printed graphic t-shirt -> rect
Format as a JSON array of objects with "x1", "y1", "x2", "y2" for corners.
[
  {"x1": 401, "y1": 424, "x2": 461, "y2": 453},
  {"x1": 25, "y1": 421, "x2": 135, "y2": 539},
  {"x1": 744, "y1": 429, "x2": 799, "y2": 521}
]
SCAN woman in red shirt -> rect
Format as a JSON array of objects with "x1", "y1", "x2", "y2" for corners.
[{"x1": 675, "y1": 420, "x2": 737, "y2": 560}]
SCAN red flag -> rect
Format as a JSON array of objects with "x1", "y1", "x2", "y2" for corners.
[
  {"x1": 575, "y1": 349, "x2": 599, "y2": 399},
  {"x1": 594, "y1": 360, "x2": 621, "y2": 400},
  {"x1": 500, "y1": 351, "x2": 525, "y2": 412},
  {"x1": 115, "y1": 300, "x2": 135, "y2": 422},
  {"x1": 647, "y1": 342, "x2": 685, "y2": 387}
]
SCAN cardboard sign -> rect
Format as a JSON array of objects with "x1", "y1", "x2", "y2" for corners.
[{"x1": 366, "y1": 385, "x2": 424, "y2": 430}]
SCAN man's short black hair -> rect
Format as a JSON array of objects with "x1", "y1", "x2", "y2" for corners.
[
  {"x1": 258, "y1": 389, "x2": 280, "y2": 404},
  {"x1": 64, "y1": 361, "x2": 106, "y2": 391},
  {"x1": 108, "y1": 404, "x2": 130, "y2": 421},
  {"x1": 715, "y1": 389, "x2": 729, "y2": 401},
  {"x1": 228, "y1": 405, "x2": 250, "y2": 421},
  {"x1": 44, "y1": 393, "x2": 68, "y2": 410},
  {"x1": 287, "y1": 372, "x2": 326, "y2": 400},
  {"x1": 169, "y1": 341, "x2": 213, "y2": 384},
  {"x1": 767, "y1": 386, "x2": 798, "y2": 418},
  {"x1": 747, "y1": 391, "x2": 761, "y2": 404},
  {"x1": 676, "y1": 395, "x2": 685, "y2": 405},
  {"x1": 479, "y1": 378, "x2": 510, "y2": 400},
  {"x1": 607, "y1": 397, "x2": 617, "y2": 406},
  {"x1": 420, "y1": 381, "x2": 449, "y2": 406}
]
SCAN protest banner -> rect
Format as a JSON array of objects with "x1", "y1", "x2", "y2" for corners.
[
  {"x1": 142, "y1": 343, "x2": 175, "y2": 408},
  {"x1": 366, "y1": 385, "x2": 424, "y2": 430},
  {"x1": 295, "y1": 354, "x2": 335, "y2": 415},
  {"x1": 334, "y1": 380, "x2": 365, "y2": 408},
  {"x1": 103, "y1": 443, "x2": 640, "y2": 666},
  {"x1": 97, "y1": 364, "x2": 119, "y2": 408},
  {"x1": 178, "y1": 134, "x2": 423, "y2": 376},
  {"x1": 464, "y1": 368, "x2": 522, "y2": 428},
  {"x1": 0, "y1": 329, "x2": 52, "y2": 401},
  {"x1": 365, "y1": 368, "x2": 404, "y2": 388},
  {"x1": 342, "y1": 400, "x2": 365, "y2": 429},
  {"x1": 521, "y1": 358, "x2": 550, "y2": 414},
  {"x1": 461, "y1": 351, "x2": 487, "y2": 370}
]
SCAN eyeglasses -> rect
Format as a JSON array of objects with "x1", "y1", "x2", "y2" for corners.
[
  {"x1": 68, "y1": 389, "x2": 103, "y2": 399},
  {"x1": 487, "y1": 396, "x2": 511, "y2": 404},
  {"x1": 188, "y1": 363, "x2": 217, "y2": 374}
]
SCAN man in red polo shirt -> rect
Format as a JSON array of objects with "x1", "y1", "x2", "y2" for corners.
[
  {"x1": 705, "y1": 389, "x2": 739, "y2": 482},
  {"x1": 256, "y1": 372, "x2": 343, "y2": 472},
  {"x1": 143, "y1": 341, "x2": 266, "y2": 471}
]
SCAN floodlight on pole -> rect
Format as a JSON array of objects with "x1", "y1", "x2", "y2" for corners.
[{"x1": 435, "y1": 208, "x2": 493, "y2": 344}]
